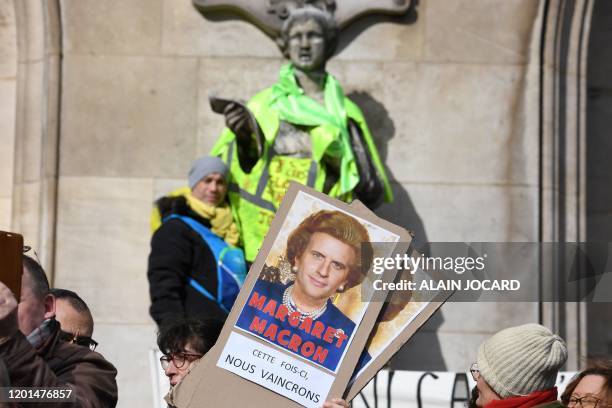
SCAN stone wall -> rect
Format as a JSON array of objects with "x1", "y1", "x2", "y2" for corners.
[
  {"x1": 5, "y1": 0, "x2": 547, "y2": 406},
  {"x1": 0, "y1": 0, "x2": 16, "y2": 230}
]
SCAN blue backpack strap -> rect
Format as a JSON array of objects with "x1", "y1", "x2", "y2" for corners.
[{"x1": 163, "y1": 214, "x2": 246, "y2": 313}]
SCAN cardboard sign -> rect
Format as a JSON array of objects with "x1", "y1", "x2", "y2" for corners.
[
  {"x1": 218, "y1": 331, "x2": 335, "y2": 406},
  {"x1": 345, "y1": 279, "x2": 450, "y2": 400},
  {"x1": 341, "y1": 201, "x2": 452, "y2": 400},
  {"x1": 171, "y1": 183, "x2": 412, "y2": 408}
]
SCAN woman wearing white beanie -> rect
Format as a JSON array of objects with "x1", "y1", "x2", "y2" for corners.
[{"x1": 471, "y1": 323, "x2": 568, "y2": 408}]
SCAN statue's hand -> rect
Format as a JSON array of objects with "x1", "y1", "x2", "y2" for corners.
[
  {"x1": 223, "y1": 103, "x2": 254, "y2": 139},
  {"x1": 0, "y1": 281, "x2": 19, "y2": 338}
]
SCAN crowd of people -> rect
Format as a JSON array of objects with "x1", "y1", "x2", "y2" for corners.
[
  {"x1": 0, "y1": 154, "x2": 610, "y2": 408},
  {"x1": 1, "y1": 257, "x2": 611, "y2": 408},
  {"x1": 0, "y1": 255, "x2": 117, "y2": 407}
]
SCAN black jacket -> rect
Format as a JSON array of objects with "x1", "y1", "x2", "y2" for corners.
[{"x1": 147, "y1": 196, "x2": 228, "y2": 327}]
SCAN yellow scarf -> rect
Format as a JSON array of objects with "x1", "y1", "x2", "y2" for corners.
[{"x1": 150, "y1": 187, "x2": 240, "y2": 247}]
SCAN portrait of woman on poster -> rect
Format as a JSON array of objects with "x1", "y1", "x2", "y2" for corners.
[{"x1": 236, "y1": 210, "x2": 373, "y2": 372}]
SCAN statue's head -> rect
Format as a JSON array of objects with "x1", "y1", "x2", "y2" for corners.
[{"x1": 278, "y1": 7, "x2": 338, "y2": 72}]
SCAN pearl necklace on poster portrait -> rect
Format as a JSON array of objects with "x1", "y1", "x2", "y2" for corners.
[{"x1": 282, "y1": 284, "x2": 327, "y2": 321}]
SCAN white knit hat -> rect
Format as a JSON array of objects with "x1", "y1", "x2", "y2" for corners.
[{"x1": 477, "y1": 323, "x2": 568, "y2": 398}]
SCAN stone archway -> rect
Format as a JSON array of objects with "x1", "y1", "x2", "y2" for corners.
[
  {"x1": 585, "y1": 0, "x2": 612, "y2": 358},
  {"x1": 10, "y1": 0, "x2": 62, "y2": 279},
  {"x1": 539, "y1": 0, "x2": 595, "y2": 368},
  {"x1": 0, "y1": 0, "x2": 18, "y2": 231}
]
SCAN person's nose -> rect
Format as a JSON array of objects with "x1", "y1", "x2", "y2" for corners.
[
  {"x1": 300, "y1": 34, "x2": 309, "y2": 48},
  {"x1": 316, "y1": 260, "x2": 331, "y2": 278},
  {"x1": 209, "y1": 181, "x2": 220, "y2": 193},
  {"x1": 164, "y1": 362, "x2": 177, "y2": 378}
]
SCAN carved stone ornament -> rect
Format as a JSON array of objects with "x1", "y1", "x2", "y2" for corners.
[{"x1": 192, "y1": 0, "x2": 412, "y2": 38}]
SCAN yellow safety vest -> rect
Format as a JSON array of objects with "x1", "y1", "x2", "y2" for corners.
[{"x1": 212, "y1": 88, "x2": 391, "y2": 262}]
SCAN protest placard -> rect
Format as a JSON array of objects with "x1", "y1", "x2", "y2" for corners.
[
  {"x1": 171, "y1": 183, "x2": 411, "y2": 408},
  {"x1": 342, "y1": 201, "x2": 452, "y2": 401}
]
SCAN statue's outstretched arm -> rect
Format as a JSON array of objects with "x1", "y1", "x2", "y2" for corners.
[{"x1": 222, "y1": 102, "x2": 264, "y2": 173}]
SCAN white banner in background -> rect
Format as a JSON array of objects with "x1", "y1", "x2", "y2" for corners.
[{"x1": 353, "y1": 370, "x2": 577, "y2": 408}]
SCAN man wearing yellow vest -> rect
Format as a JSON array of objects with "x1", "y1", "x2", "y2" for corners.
[{"x1": 212, "y1": 6, "x2": 392, "y2": 262}]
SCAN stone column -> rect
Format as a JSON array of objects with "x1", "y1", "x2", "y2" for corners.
[
  {"x1": 539, "y1": 0, "x2": 594, "y2": 370},
  {"x1": 0, "y1": 0, "x2": 17, "y2": 230},
  {"x1": 12, "y1": 0, "x2": 62, "y2": 278}
]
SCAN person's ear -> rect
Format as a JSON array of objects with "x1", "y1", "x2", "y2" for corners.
[
  {"x1": 292, "y1": 255, "x2": 301, "y2": 273},
  {"x1": 43, "y1": 293, "x2": 56, "y2": 320}
]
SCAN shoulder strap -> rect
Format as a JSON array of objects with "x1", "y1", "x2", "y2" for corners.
[
  {"x1": 164, "y1": 214, "x2": 223, "y2": 255},
  {"x1": 163, "y1": 214, "x2": 245, "y2": 313}
]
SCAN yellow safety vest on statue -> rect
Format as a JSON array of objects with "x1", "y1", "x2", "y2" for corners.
[{"x1": 211, "y1": 65, "x2": 392, "y2": 262}]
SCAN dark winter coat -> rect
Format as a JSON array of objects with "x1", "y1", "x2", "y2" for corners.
[
  {"x1": 147, "y1": 196, "x2": 228, "y2": 327},
  {"x1": 0, "y1": 320, "x2": 117, "y2": 407}
]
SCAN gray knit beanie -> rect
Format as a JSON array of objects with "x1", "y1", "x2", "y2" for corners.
[
  {"x1": 476, "y1": 323, "x2": 567, "y2": 398},
  {"x1": 188, "y1": 156, "x2": 228, "y2": 189}
]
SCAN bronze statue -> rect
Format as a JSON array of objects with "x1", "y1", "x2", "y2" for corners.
[{"x1": 210, "y1": 5, "x2": 392, "y2": 261}]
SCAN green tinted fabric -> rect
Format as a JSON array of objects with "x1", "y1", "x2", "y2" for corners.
[
  {"x1": 210, "y1": 64, "x2": 393, "y2": 261},
  {"x1": 270, "y1": 64, "x2": 356, "y2": 194}
]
